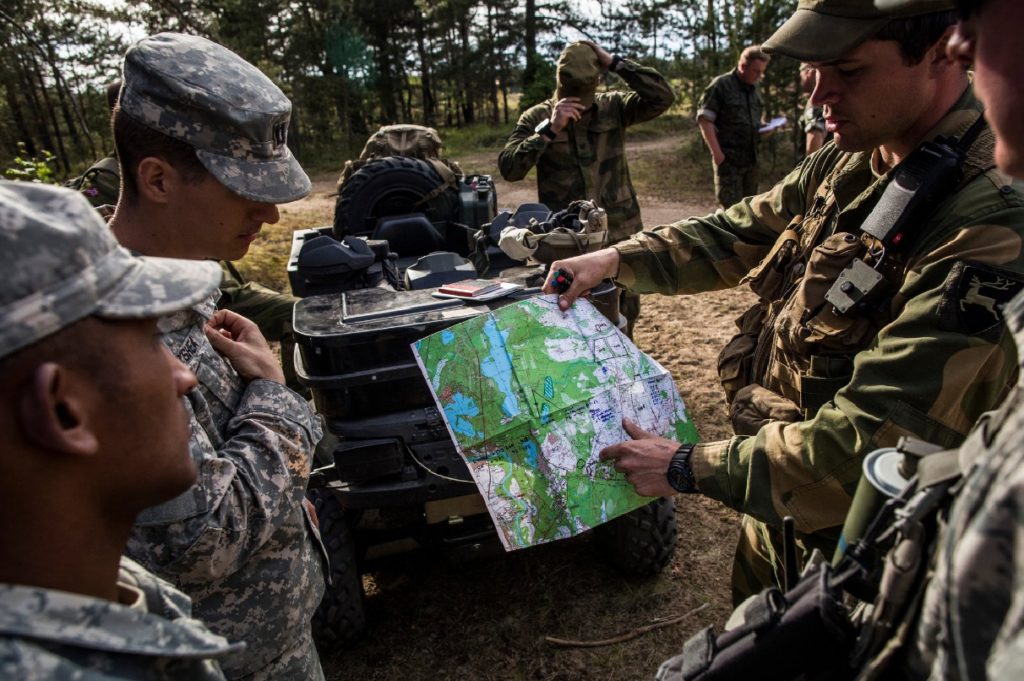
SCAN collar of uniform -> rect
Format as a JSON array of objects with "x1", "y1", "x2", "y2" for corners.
[
  {"x1": 0, "y1": 581, "x2": 240, "y2": 658},
  {"x1": 730, "y1": 68, "x2": 754, "y2": 91},
  {"x1": 158, "y1": 289, "x2": 219, "y2": 335},
  {"x1": 838, "y1": 84, "x2": 980, "y2": 225},
  {"x1": 867, "y1": 83, "x2": 979, "y2": 180}
]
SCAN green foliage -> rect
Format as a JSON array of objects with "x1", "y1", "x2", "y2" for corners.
[
  {"x1": 519, "y1": 56, "x2": 556, "y2": 112},
  {"x1": 3, "y1": 144, "x2": 58, "y2": 184}
]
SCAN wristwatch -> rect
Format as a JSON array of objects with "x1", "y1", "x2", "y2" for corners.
[
  {"x1": 535, "y1": 118, "x2": 557, "y2": 141},
  {"x1": 666, "y1": 444, "x2": 697, "y2": 493},
  {"x1": 610, "y1": 55, "x2": 624, "y2": 72}
]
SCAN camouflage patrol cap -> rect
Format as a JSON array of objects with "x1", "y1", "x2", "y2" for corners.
[
  {"x1": 763, "y1": 0, "x2": 956, "y2": 62},
  {"x1": 120, "y1": 32, "x2": 311, "y2": 204},
  {"x1": 556, "y1": 42, "x2": 601, "y2": 108},
  {"x1": 0, "y1": 181, "x2": 221, "y2": 359}
]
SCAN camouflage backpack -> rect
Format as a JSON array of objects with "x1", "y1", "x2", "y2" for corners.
[
  {"x1": 335, "y1": 124, "x2": 463, "y2": 193},
  {"x1": 65, "y1": 154, "x2": 121, "y2": 208}
]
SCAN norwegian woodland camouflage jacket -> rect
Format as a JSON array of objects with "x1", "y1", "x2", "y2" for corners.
[
  {"x1": 613, "y1": 86, "x2": 1024, "y2": 548},
  {"x1": 497, "y1": 58, "x2": 674, "y2": 244}
]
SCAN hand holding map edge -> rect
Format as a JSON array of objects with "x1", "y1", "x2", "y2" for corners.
[
  {"x1": 544, "y1": 248, "x2": 621, "y2": 310},
  {"x1": 600, "y1": 419, "x2": 678, "y2": 497}
]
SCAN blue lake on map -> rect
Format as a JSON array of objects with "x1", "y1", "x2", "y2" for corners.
[
  {"x1": 480, "y1": 317, "x2": 521, "y2": 418},
  {"x1": 444, "y1": 392, "x2": 481, "y2": 438}
]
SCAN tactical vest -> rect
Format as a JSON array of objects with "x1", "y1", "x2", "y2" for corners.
[{"x1": 717, "y1": 118, "x2": 996, "y2": 437}]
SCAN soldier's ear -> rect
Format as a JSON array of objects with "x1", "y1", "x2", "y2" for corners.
[
  {"x1": 134, "y1": 156, "x2": 174, "y2": 205},
  {"x1": 17, "y1": 362, "x2": 99, "y2": 458},
  {"x1": 929, "y1": 26, "x2": 958, "y2": 68}
]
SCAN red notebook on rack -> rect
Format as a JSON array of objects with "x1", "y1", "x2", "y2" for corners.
[{"x1": 436, "y1": 279, "x2": 502, "y2": 298}]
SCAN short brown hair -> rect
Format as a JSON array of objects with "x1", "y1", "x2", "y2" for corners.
[
  {"x1": 874, "y1": 11, "x2": 957, "y2": 65},
  {"x1": 740, "y1": 46, "x2": 771, "y2": 66},
  {"x1": 112, "y1": 107, "x2": 209, "y2": 205}
]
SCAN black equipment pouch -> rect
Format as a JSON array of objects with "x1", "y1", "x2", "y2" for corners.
[
  {"x1": 657, "y1": 564, "x2": 857, "y2": 681},
  {"x1": 824, "y1": 116, "x2": 988, "y2": 315}
]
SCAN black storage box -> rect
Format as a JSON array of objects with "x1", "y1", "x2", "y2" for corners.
[{"x1": 293, "y1": 287, "x2": 484, "y2": 420}]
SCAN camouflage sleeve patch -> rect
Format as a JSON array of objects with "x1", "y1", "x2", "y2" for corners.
[{"x1": 938, "y1": 261, "x2": 1024, "y2": 342}]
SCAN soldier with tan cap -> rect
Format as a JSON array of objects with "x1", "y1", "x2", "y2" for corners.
[
  {"x1": 499, "y1": 40, "x2": 674, "y2": 335},
  {"x1": 545, "y1": 0, "x2": 1024, "y2": 605}
]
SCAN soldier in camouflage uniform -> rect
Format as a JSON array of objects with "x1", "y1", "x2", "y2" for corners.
[
  {"x1": 547, "y1": 0, "x2": 1024, "y2": 605},
  {"x1": 896, "y1": 0, "x2": 1024, "y2": 677},
  {"x1": 498, "y1": 40, "x2": 674, "y2": 335},
  {"x1": 66, "y1": 81, "x2": 308, "y2": 397},
  {"x1": 107, "y1": 33, "x2": 327, "y2": 680},
  {"x1": 697, "y1": 46, "x2": 772, "y2": 208},
  {"x1": 0, "y1": 181, "x2": 236, "y2": 679}
]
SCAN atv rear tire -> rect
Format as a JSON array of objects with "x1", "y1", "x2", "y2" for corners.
[
  {"x1": 310, "y1": 489, "x2": 366, "y2": 648},
  {"x1": 333, "y1": 156, "x2": 459, "y2": 244},
  {"x1": 594, "y1": 497, "x2": 677, "y2": 577}
]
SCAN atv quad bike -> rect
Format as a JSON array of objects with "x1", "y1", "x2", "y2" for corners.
[{"x1": 293, "y1": 126, "x2": 678, "y2": 647}]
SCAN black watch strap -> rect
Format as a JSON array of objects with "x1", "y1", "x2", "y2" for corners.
[
  {"x1": 667, "y1": 443, "x2": 697, "y2": 493},
  {"x1": 610, "y1": 55, "x2": 624, "y2": 72}
]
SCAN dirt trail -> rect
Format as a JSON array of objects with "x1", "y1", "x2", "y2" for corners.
[{"x1": 311, "y1": 134, "x2": 753, "y2": 680}]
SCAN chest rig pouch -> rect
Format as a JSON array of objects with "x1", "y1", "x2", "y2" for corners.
[{"x1": 719, "y1": 117, "x2": 989, "y2": 435}]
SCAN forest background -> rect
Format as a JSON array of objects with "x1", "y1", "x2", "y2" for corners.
[{"x1": 1, "y1": 0, "x2": 805, "y2": 178}]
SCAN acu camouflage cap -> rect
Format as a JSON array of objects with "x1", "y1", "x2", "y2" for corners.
[
  {"x1": 763, "y1": 0, "x2": 956, "y2": 62},
  {"x1": 120, "y1": 32, "x2": 311, "y2": 204},
  {"x1": 556, "y1": 42, "x2": 602, "y2": 108},
  {"x1": 0, "y1": 181, "x2": 221, "y2": 359}
]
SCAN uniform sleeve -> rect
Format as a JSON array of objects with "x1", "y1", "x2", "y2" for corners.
[
  {"x1": 690, "y1": 195, "x2": 1024, "y2": 534},
  {"x1": 614, "y1": 59, "x2": 675, "y2": 127},
  {"x1": 128, "y1": 379, "x2": 322, "y2": 581},
  {"x1": 697, "y1": 77, "x2": 724, "y2": 123},
  {"x1": 497, "y1": 104, "x2": 553, "y2": 181},
  {"x1": 613, "y1": 157, "x2": 814, "y2": 294}
]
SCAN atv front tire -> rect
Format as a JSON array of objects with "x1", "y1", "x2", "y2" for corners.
[
  {"x1": 594, "y1": 496, "x2": 678, "y2": 577},
  {"x1": 310, "y1": 489, "x2": 366, "y2": 648}
]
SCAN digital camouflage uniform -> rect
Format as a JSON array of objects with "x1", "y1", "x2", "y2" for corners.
[
  {"x1": 127, "y1": 293, "x2": 326, "y2": 680},
  {"x1": 898, "y1": 290, "x2": 1024, "y2": 680},
  {"x1": 0, "y1": 181, "x2": 233, "y2": 679},
  {"x1": 612, "y1": 86, "x2": 1024, "y2": 604},
  {"x1": 0, "y1": 557, "x2": 239, "y2": 680},
  {"x1": 115, "y1": 33, "x2": 325, "y2": 680},
  {"x1": 499, "y1": 48, "x2": 673, "y2": 334},
  {"x1": 698, "y1": 69, "x2": 764, "y2": 208}
]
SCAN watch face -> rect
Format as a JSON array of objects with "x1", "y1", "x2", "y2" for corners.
[{"x1": 667, "y1": 467, "x2": 686, "y2": 492}]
